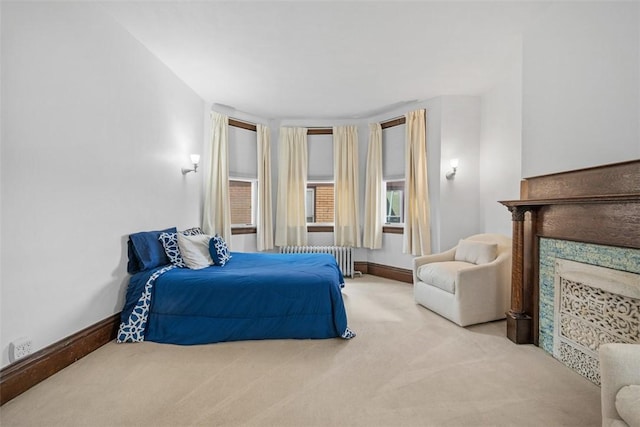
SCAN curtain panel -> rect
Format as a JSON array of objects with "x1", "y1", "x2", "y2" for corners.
[
  {"x1": 275, "y1": 127, "x2": 308, "y2": 247},
  {"x1": 256, "y1": 124, "x2": 274, "y2": 251},
  {"x1": 333, "y1": 125, "x2": 361, "y2": 247},
  {"x1": 363, "y1": 123, "x2": 383, "y2": 249},
  {"x1": 403, "y1": 109, "x2": 431, "y2": 256},
  {"x1": 202, "y1": 112, "x2": 232, "y2": 244}
]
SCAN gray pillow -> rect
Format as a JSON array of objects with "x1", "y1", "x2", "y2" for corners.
[{"x1": 176, "y1": 233, "x2": 213, "y2": 270}]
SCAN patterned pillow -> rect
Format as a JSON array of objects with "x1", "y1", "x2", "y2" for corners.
[
  {"x1": 209, "y1": 234, "x2": 232, "y2": 267},
  {"x1": 182, "y1": 227, "x2": 204, "y2": 236},
  {"x1": 158, "y1": 232, "x2": 186, "y2": 268}
]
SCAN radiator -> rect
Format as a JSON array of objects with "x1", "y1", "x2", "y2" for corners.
[{"x1": 279, "y1": 246, "x2": 358, "y2": 278}]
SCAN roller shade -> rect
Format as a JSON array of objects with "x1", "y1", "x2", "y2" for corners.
[
  {"x1": 382, "y1": 124, "x2": 405, "y2": 180},
  {"x1": 307, "y1": 134, "x2": 333, "y2": 180}
]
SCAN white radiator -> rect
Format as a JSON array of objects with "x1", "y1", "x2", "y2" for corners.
[{"x1": 279, "y1": 246, "x2": 358, "y2": 278}]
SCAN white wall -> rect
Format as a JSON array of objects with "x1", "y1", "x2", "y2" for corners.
[
  {"x1": 521, "y1": 2, "x2": 640, "y2": 177},
  {"x1": 479, "y1": 48, "x2": 522, "y2": 236},
  {"x1": 230, "y1": 234, "x2": 258, "y2": 253},
  {"x1": 1, "y1": 3, "x2": 204, "y2": 367},
  {"x1": 438, "y1": 96, "x2": 482, "y2": 251}
]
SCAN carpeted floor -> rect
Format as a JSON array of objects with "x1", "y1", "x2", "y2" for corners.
[{"x1": 0, "y1": 275, "x2": 601, "y2": 426}]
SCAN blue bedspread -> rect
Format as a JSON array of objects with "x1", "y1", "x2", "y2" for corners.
[{"x1": 118, "y1": 252, "x2": 354, "y2": 345}]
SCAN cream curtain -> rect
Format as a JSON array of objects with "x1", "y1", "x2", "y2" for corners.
[
  {"x1": 275, "y1": 127, "x2": 308, "y2": 247},
  {"x1": 363, "y1": 123, "x2": 383, "y2": 249},
  {"x1": 202, "y1": 112, "x2": 232, "y2": 243},
  {"x1": 256, "y1": 124, "x2": 274, "y2": 251},
  {"x1": 403, "y1": 109, "x2": 431, "y2": 256},
  {"x1": 333, "y1": 125, "x2": 361, "y2": 247}
]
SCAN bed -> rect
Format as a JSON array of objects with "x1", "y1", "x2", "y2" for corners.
[{"x1": 118, "y1": 228, "x2": 354, "y2": 345}]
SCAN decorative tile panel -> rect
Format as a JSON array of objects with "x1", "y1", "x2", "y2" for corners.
[{"x1": 546, "y1": 253, "x2": 640, "y2": 384}]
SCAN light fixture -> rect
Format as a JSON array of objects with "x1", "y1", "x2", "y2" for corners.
[
  {"x1": 181, "y1": 154, "x2": 200, "y2": 175},
  {"x1": 445, "y1": 158, "x2": 459, "y2": 180}
]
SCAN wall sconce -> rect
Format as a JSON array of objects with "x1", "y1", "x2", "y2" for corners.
[
  {"x1": 445, "y1": 158, "x2": 459, "y2": 180},
  {"x1": 181, "y1": 154, "x2": 200, "y2": 175}
]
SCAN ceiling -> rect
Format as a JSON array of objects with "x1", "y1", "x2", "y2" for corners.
[{"x1": 101, "y1": 1, "x2": 550, "y2": 120}]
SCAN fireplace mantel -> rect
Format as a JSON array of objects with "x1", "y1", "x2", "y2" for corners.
[{"x1": 499, "y1": 160, "x2": 640, "y2": 345}]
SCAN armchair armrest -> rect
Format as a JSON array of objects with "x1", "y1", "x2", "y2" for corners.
[
  {"x1": 455, "y1": 252, "x2": 511, "y2": 312},
  {"x1": 413, "y1": 247, "x2": 456, "y2": 269},
  {"x1": 456, "y1": 262, "x2": 498, "y2": 294},
  {"x1": 413, "y1": 247, "x2": 456, "y2": 284},
  {"x1": 456, "y1": 251, "x2": 510, "y2": 284}
]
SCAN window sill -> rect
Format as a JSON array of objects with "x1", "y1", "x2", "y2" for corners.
[
  {"x1": 231, "y1": 227, "x2": 257, "y2": 235},
  {"x1": 307, "y1": 225, "x2": 334, "y2": 233},
  {"x1": 383, "y1": 225, "x2": 404, "y2": 234}
]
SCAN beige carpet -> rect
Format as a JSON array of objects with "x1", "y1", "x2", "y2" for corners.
[{"x1": 0, "y1": 275, "x2": 601, "y2": 426}]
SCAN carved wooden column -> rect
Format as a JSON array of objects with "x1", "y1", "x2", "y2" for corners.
[{"x1": 503, "y1": 204, "x2": 534, "y2": 344}]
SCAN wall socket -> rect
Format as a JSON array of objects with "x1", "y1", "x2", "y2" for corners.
[{"x1": 9, "y1": 337, "x2": 33, "y2": 362}]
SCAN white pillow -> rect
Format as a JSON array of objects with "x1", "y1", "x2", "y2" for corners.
[
  {"x1": 176, "y1": 233, "x2": 213, "y2": 269},
  {"x1": 616, "y1": 385, "x2": 640, "y2": 425},
  {"x1": 454, "y1": 239, "x2": 498, "y2": 265}
]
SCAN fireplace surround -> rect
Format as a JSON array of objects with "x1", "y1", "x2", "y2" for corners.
[
  {"x1": 551, "y1": 257, "x2": 639, "y2": 383},
  {"x1": 499, "y1": 160, "x2": 640, "y2": 351}
]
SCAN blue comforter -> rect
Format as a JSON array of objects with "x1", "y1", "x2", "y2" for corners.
[{"x1": 118, "y1": 252, "x2": 354, "y2": 345}]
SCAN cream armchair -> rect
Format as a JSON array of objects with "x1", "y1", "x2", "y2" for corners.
[
  {"x1": 413, "y1": 233, "x2": 512, "y2": 327},
  {"x1": 600, "y1": 343, "x2": 640, "y2": 427}
]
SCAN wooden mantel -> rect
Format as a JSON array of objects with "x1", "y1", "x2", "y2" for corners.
[{"x1": 499, "y1": 160, "x2": 640, "y2": 345}]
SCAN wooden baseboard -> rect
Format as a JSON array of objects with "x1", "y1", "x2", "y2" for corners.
[
  {"x1": 354, "y1": 261, "x2": 368, "y2": 274},
  {"x1": 365, "y1": 262, "x2": 413, "y2": 283},
  {"x1": 0, "y1": 313, "x2": 120, "y2": 405}
]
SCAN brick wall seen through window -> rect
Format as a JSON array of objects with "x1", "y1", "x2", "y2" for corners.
[
  {"x1": 229, "y1": 180, "x2": 253, "y2": 225},
  {"x1": 307, "y1": 183, "x2": 334, "y2": 223}
]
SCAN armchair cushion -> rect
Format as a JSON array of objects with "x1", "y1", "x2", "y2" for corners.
[
  {"x1": 416, "y1": 261, "x2": 473, "y2": 294},
  {"x1": 454, "y1": 239, "x2": 498, "y2": 265},
  {"x1": 616, "y1": 385, "x2": 640, "y2": 426}
]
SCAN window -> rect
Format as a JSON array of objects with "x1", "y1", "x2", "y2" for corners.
[
  {"x1": 384, "y1": 180, "x2": 404, "y2": 224},
  {"x1": 306, "y1": 187, "x2": 315, "y2": 222},
  {"x1": 229, "y1": 179, "x2": 256, "y2": 227},
  {"x1": 306, "y1": 182, "x2": 334, "y2": 224},
  {"x1": 227, "y1": 124, "x2": 258, "y2": 231},
  {"x1": 381, "y1": 123, "x2": 405, "y2": 231}
]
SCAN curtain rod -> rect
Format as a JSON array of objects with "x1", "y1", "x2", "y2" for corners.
[
  {"x1": 228, "y1": 120, "x2": 334, "y2": 135},
  {"x1": 307, "y1": 128, "x2": 333, "y2": 135},
  {"x1": 228, "y1": 118, "x2": 257, "y2": 132},
  {"x1": 380, "y1": 116, "x2": 406, "y2": 129},
  {"x1": 228, "y1": 116, "x2": 406, "y2": 132}
]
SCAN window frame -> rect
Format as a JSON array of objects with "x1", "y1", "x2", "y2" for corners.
[
  {"x1": 306, "y1": 187, "x2": 316, "y2": 223},
  {"x1": 383, "y1": 179, "x2": 405, "y2": 233}
]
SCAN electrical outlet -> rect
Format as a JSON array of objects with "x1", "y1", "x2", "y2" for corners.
[{"x1": 9, "y1": 337, "x2": 33, "y2": 362}]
